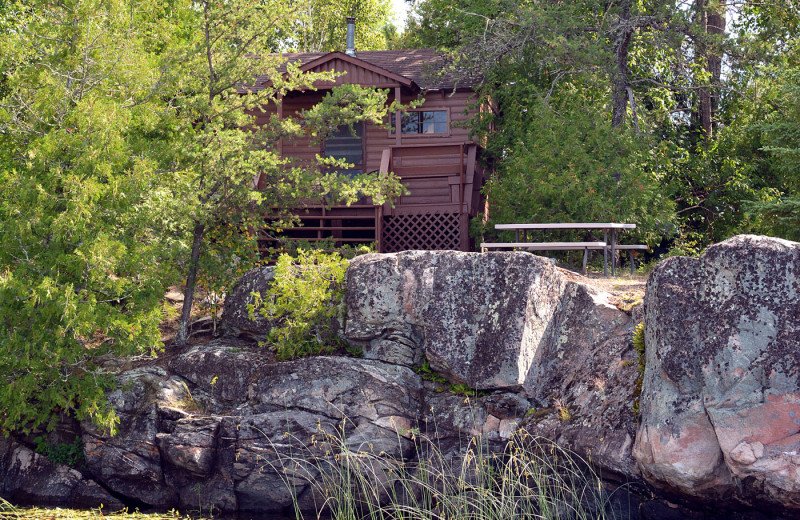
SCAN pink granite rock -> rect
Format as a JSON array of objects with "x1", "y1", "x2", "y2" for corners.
[{"x1": 634, "y1": 235, "x2": 800, "y2": 510}]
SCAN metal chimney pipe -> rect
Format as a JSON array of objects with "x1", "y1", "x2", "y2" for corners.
[{"x1": 345, "y1": 17, "x2": 356, "y2": 56}]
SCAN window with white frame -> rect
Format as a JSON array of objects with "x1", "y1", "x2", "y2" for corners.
[{"x1": 391, "y1": 110, "x2": 448, "y2": 135}]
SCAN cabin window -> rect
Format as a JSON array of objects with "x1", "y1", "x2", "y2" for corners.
[
  {"x1": 325, "y1": 123, "x2": 363, "y2": 175},
  {"x1": 391, "y1": 110, "x2": 448, "y2": 135}
]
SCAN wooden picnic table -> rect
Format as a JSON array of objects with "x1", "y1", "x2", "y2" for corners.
[{"x1": 494, "y1": 223, "x2": 637, "y2": 276}]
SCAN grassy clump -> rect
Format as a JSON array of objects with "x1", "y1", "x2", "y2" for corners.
[
  {"x1": 414, "y1": 356, "x2": 490, "y2": 397},
  {"x1": 270, "y1": 421, "x2": 618, "y2": 520}
]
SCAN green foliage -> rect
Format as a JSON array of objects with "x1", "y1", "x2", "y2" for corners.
[
  {"x1": 480, "y1": 96, "x2": 675, "y2": 246},
  {"x1": 0, "y1": 0, "x2": 183, "y2": 434},
  {"x1": 413, "y1": 356, "x2": 448, "y2": 384},
  {"x1": 405, "y1": 0, "x2": 800, "y2": 253},
  {"x1": 251, "y1": 250, "x2": 348, "y2": 361},
  {"x1": 663, "y1": 131, "x2": 777, "y2": 249},
  {"x1": 0, "y1": 0, "x2": 407, "y2": 435},
  {"x1": 197, "y1": 217, "x2": 265, "y2": 333},
  {"x1": 748, "y1": 197, "x2": 800, "y2": 242},
  {"x1": 287, "y1": 0, "x2": 395, "y2": 52},
  {"x1": 33, "y1": 436, "x2": 85, "y2": 468},
  {"x1": 748, "y1": 61, "x2": 800, "y2": 241},
  {"x1": 172, "y1": 9, "x2": 407, "y2": 343},
  {"x1": 448, "y1": 383, "x2": 487, "y2": 397},
  {"x1": 414, "y1": 356, "x2": 488, "y2": 397},
  {"x1": 344, "y1": 343, "x2": 363, "y2": 358}
]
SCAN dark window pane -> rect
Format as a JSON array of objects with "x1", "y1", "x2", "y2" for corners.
[
  {"x1": 421, "y1": 111, "x2": 447, "y2": 134},
  {"x1": 392, "y1": 111, "x2": 447, "y2": 134},
  {"x1": 402, "y1": 112, "x2": 420, "y2": 134},
  {"x1": 326, "y1": 124, "x2": 362, "y2": 166}
]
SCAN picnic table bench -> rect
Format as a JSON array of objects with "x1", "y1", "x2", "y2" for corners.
[{"x1": 481, "y1": 223, "x2": 647, "y2": 276}]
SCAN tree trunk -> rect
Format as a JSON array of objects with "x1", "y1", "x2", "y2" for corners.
[
  {"x1": 176, "y1": 222, "x2": 206, "y2": 347},
  {"x1": 695, "y1": 0, "x2": 726, "y2": 140},
  {"x1": 611, "y1": 0, "x2": 634, "y2": 128}
]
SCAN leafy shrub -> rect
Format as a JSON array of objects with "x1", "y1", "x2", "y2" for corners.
[
  {"x1": 250, "y1": 250, "x2": 348, "y2": 360},
  {"x1": 33, "y1": 436, "x2": 85, "y2": 468}
]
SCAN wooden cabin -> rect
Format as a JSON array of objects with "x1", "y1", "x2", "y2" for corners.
[{"x1": 251, "y1": 46, "x2": 484, "y2": 253}]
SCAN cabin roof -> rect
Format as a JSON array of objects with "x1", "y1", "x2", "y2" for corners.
[{"x1": 251, "y1": 49, "x2": 474, "y2": 92}]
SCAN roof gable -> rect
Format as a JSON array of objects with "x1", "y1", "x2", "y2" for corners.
[
  {"x1": 299, "y1": 52, "x2": 414, "y2": 88},
  {"x1": 249, "y1": 49, "x2": 474, "y2": 93}
]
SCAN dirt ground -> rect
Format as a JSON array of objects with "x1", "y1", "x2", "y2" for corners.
[
  {"x1": 558, "y1": 267, "x2": 647, "y2": 313},
  {"x1": 561, "y1": 268, "x2": 647, "y2": 294}
]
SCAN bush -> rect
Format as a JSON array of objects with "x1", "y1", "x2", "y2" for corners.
[
  {"x1": 33, "y1": 436, "x2": 85, "y2": 468},
  {"x1": 250, "y1": 249, "x2": 349, "y2": 360}
]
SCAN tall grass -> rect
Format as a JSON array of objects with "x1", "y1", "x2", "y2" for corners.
[{"x1": 270, "y1": 420, "x2": 618, "y2": 520}]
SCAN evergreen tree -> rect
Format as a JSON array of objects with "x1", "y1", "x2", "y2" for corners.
[{"x1": 0, "y1": 0, "x2": 404, "y2": 433}]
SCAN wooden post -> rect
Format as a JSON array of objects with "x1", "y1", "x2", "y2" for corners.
[
  {"x1": 394, "y1": 86, "x2": 402, "y2": 148},
  {"x1": 459, "y1": 144, "x2": 464, "y2": 216},
  {"x1": 376, "y1": 205, "x2": 383, "y2": 253}
]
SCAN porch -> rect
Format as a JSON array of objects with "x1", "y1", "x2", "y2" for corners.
[{"x1": 259, "y1": 142, "x2": 483, "y2": 254}]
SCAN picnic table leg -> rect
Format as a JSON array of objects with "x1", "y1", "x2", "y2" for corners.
[
  {"x1": 582, "y1": 249, "x2": 588, "y2": 276},
  {"x1": 629, "y1": 251, "x2": 635, "y2": 276},
  {"x1": 611, "y1": 229, "x2": 617, "y2": 277},
  {"x1": 603, "y1": 229, "x2": 608, "y2": 277}
]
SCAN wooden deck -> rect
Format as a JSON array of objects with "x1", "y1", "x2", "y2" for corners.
[{"x1": 262, "y1": 142, "x2": 483, "y2": 254}]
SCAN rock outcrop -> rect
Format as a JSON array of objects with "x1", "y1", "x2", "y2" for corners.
[
  {"x1": 220, "y1": 265, "x2": 274, "y2": 338},
  {"x1": 633, "y1": 235, "x2": 800, "y2": 512},
  {"x1": 5, "y1": 236, "x2": 800, "y2": 518},
  {"x1": 346, "y1": 251, "x2": 641, "y2": 479},
  {"x1": 0, "y1": 436, "x2": 124, "y2": 510},
  {"x1": 76, "y1": 346, "x2": 428, "y2": 513}
]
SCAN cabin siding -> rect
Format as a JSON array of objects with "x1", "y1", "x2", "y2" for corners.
[{"x1": 255, "y1": 51, "x2": 484, "y2": 253}]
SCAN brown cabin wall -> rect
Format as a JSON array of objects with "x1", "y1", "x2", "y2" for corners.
[
  {"x1": 364, "y1": 89, "x2": 478, "y2": 172},
  {"x1": 249, "y1": 88, "x2": 478, "y2": 173}
]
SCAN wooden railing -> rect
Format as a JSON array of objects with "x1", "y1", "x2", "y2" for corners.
[
  {"x1": 259, "y1": 205, "x2": 382, "y2": 253},
  {"x1": 379, "y1": 143, "x2": 479, "y2": 217},
  {"x1": 261, "y1": 142, "x2": 482, "y2": 254}
]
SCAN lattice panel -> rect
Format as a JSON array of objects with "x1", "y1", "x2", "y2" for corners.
[{"x1": 382, "y1": 212, "x2": 461, "y2": 252}]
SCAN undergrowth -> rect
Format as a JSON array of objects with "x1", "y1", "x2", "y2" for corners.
[
  {"x1": 249, "y1": 249, "x2": 349, "y2": 361},
  {"x1": 414, "y1": 356, "x2": 490, "y2": 397},
  {"x1": 33, "y1": 436, "x2": 85, "y2": 468}
]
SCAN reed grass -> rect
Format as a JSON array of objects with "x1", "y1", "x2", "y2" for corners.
[
  {"x1": 0, "y1": 422, "x2": 620, "y2": 520},
  {"x1": 270, "y1": 419, "x2": 619, "y2": 520}
]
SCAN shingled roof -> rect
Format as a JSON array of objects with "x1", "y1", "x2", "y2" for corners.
[{"x1": 254, "y1": 49, "x2": 475, "y2": 92}]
